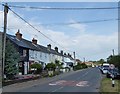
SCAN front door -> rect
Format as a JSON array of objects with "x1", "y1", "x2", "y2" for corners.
[{"x1": 18, "y1": 62, "x2": 24, "y2": 75}]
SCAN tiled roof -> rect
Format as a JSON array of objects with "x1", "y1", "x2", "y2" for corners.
[
  {"x1": 5, "y1": 33, "x2": 74, "y2": 59},
  {"x1": 6, "y1": 34, "x2": 63, "y2": 56},
  {"x1": 7, "y1": 34, "x2": 31, "y2": 49}
]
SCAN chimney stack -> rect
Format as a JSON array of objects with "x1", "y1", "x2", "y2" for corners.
[
  {"x1": 68, "y1": 53, "x2": 70, "y2": 56},
  {"x1": 15, "y1": 29, "x2": 22, "y2": 40},
  {"x1": 32, "y1": 38, "x2": 37, "y2": 45},
  {"x1": 55, "y1": 47, "x2": 58, "y2": 52},
  {"x1": 61, "y1": 50, "x2": 63, "y2": 55},
  {"x1": 47, "y1": 44, "x2": 51, "y2": 50},
  {"x1": 64, "y1": 53, "x2": 66, "y2": 56}
]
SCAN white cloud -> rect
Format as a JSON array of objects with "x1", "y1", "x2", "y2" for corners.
[
  {"x1": 0, "y1": 11, "x2": 118, "y2": 60},
  {"x1": 68, "y1": 20, "x2": 87, "y2": 33}
]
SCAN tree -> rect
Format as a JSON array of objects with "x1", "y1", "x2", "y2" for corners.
[
  {"x1": 55, "y1": 60, "x2": 62, "y2": 69},
  {"x1": 30, "y1": 63, "x2": 42, "y2": 74},
  {"x1": 107, "y1": 55, "x2": 120, "y2": 71},
  {"x1": 97, "y1": 59, "x2": 105, "y2": 65},
  {"x1": 4, "y1": 40, "x2": 20, "y2": 79},
  {"x1": 45, "y1": 63, "x2": 56, "y2": 71},
  {"x1": 73, "y1": 63, "x2": 88, "y2": 70}
]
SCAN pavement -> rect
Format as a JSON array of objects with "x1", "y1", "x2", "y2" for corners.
[
  {"x1": 0, "y1": 88, "x2": 2, "y2": 94},
  {"x1": 3, "y1": 67, "x2": 103, "y2": 93}
]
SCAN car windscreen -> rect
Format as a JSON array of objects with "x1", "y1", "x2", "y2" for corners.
[{"x1": 103, "y1": 66, "x2": 109, "y2": 70}]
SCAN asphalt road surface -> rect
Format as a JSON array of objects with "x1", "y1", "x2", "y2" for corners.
[{"x1": 16, "y1": 67, "x2": 102, "y2": 93}]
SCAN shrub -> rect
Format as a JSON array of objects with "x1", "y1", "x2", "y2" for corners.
[
  {"x1": 81, "y1": 63, "x2": 88, "y2": 69},
  {"x1": 30, "y1": 63, "x2": 43, "y2": 74},
  {"x1": 45, "y1": 63, "x2": 56, "y2": 71},
  {"x1": 73, "y1": 63, "x2": 88, "y2": 71}
]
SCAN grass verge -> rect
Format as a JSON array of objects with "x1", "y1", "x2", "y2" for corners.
[{"x1": 100, "y1": 78, "x2": 120, "y2": 93}]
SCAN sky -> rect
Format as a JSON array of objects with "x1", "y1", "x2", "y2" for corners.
[{"x1": 0, "y1": 2, "x2": 118, "y2": 61}]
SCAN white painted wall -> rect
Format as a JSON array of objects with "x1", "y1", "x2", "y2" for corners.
[
  {"x1": 29, "y1": 50, "x2": 50, "y2": 64},
  {"x1": 24, "y1": 62, "x2": 28, "y2": 75},
  {"x1": 29, "y1": 50, "x2": 73, "y2": 69}
]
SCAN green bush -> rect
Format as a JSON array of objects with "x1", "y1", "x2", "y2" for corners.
[
  {"x1": 45, "y1": 63, "x2": 56, "y2": 71},
  {"x1": 81, "y1": 63, "x2": 88, "y2": 69},
  {"x1": 30, "y1": 63, "x2": 43, "y2": 74},
  {"x1": 73, "y1": 63, "x2": 88, "y2": 71},
  {"x1": 53, "y1": 71, "x2": 60, "y2": 76}
]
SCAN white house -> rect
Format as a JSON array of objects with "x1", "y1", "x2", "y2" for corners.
[{"x1": 5, "y1": 30, "x2": 75, "y2": 75}]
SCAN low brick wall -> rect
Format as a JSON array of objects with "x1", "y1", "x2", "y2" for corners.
[{"x1": 3, "y1": 75, "x2": 40, "y2": 86}]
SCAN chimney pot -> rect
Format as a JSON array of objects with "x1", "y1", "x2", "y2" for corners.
[
  {"x1": 32, "y1": 38, "x2": 37, "y2": 45},
  {"x1": 47, "y1": 44, "x2": 51, "y2": 50},
  {"x1": 64, "y1": 53, "x2": 66, "y2": 56},
  {"x1": 15, "y1": 29, "x2": 22, "y2": 40},
  {"x1": 55, "y1": 47, "x2": 58, "y2": 52},
  {"x1": 68, "y1": 53, "x2": 70, "y2": 56},
  {"x1": 61, "y1": 50, "x2": 63, "y2": 55}
]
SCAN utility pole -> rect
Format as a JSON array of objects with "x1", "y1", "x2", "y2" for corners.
[
  {"x1": 112, "y1": 49, "x2": 115, "y2": 56},
  {"x1": 83, "y1": 57, "x2": 85, "y2": 63},
  {"x1": 73, "y1": 51, "x2": 76, "y2": 66},
  {"x1": 2, "y1": 3, "x2": 8, "y2": 78}
]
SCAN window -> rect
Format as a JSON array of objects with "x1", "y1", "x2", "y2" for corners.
[
  {"x1": 30, "y1": 50, "x2": 34, "y2": 59},
  {"x1": 23, "y1": 50, "x2": 27, "y2": 57},
  {"x1": 45, "y1": 53, "x2": 47, "y2": 58},
  {"x1": 35, "y1": 51, "x2": 37, "y2": 59},
  {"x1": 40, "y1": 52, "x2": 42, "y2": 58}
]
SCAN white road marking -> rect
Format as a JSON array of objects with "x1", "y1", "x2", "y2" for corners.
[
  {"x1": 49, "y1": 69, "x2": 92, "y2": 87},
  {"x1": 49, "y1": 80, "x2": 89, "y2": 87},
  {"x1": 76, "y1": 81, "x2": 89, "y2": 87},
  {"x1": 51, "y1": 87, "x2": 64, "y2": 92},
  {"x1": 49, "y1": 80, "x2": 66, "y2": 86}
]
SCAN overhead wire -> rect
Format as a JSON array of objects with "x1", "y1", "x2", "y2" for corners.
[
  {"x1": 7, "y1": 5, "x2": 119, "y2": 10},
  {"x1": 36, "y1": 18, "x2": 118, "y2": 26},
  {"x1": 8, "y1": 7, "x2": 74, "y2": 53},
  {"x1": 2, "y1": 4, "x2": 117, "y2": 59}
]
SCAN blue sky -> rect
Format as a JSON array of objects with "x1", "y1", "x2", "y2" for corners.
[{"x1": 0, "y1": 2, "x2": 118, "y2": 61}]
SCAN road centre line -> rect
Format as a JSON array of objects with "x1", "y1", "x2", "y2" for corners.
[
  {"x1": 76, "y1": 69, "x2": 91, "y2": 80},
  {"x1": 49, "y1": 86, "x2": 64, "y2": 93}
]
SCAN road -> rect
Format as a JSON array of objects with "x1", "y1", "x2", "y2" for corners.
[{"x1": 3, "y1": 67, "x2": 102, "y2": 93}]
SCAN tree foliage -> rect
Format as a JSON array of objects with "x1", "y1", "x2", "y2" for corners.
[
  {"x1": 45, "y1": 63, "x2": 56, "y2": 71},
  {"x1": 107, "y1": 55, "x2": 120, "y2": 70},
  {"x1": 55, "y1": 60, "x2": 63, "y2": 69},
  {"x1": 73, "y1": 63, "x2": 88, "y2": 70},
  {"x1": 5, "y1": 40, "x2": 20, "y2": 79},
  {"x1": 30, "y1": 63, "x2": 43, "y2": 74},
  {"x1": 97, "y1": 59, "x2": 105, "y2": 64}
]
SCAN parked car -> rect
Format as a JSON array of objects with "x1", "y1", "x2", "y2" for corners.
[
  {"x1": 101, "y1": 66, "x2": 109, "y2": 74},
  {"x1": 101, "y1": 63, "x2": 110, "y2": 74},
  {"x1": 98, "y1": 66, "x2": 103, "y2": 70},
  {"x1": 106, "y1": 68, "x2": 120, "y2": 79}
]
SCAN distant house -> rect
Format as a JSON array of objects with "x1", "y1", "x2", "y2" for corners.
[
  {"x1": 2, "y1": 30, "x2": 75, "y2": 75},
  {"x1": 76, "y1": 59, "x2": 82, "y2": 64},
  {"x1": 62, "y1": 53, "x2": 74, "y2": 71},
  {"x1": 83, "y1": 62, "x2": 94, "y2": 67}
]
